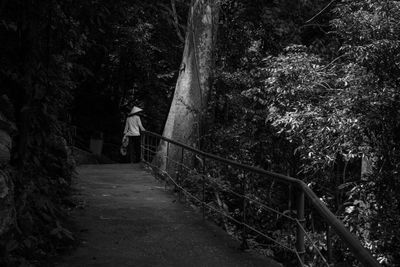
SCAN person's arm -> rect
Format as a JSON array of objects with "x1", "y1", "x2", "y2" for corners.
[
  {"x1": 138, "y1": 117, "x2": 145, "y2": 131},
  {"x1": 123, "y1": 118, "x2": 129, "y2": 135}
]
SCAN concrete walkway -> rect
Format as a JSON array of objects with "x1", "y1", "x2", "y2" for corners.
[{"x1": 56, "y1": 164, "x2": 281, "y2": 267}]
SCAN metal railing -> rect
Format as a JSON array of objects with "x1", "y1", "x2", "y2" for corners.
[{"x1": 141, "y1": 131, "x2": 380, "y2": 267}]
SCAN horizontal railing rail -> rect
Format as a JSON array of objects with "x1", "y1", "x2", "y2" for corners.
[{"x1": 141, "y1": 130, "x2": 380, "y2": 267}]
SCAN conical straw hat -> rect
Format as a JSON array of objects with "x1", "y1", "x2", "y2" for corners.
[{"x1": 130, "y1": 106, "x2": 143, "y2": 114}]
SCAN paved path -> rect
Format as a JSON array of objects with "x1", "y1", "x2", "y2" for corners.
[{"x1": 56, "y1": 164, "x2": 281, "y2": 267}]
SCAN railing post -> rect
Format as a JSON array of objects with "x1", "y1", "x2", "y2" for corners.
[
  {"x1": 288, "y1": 184, "x2": 293, "y2": 212},
  {"x1": 178, "y1": 147, "x2": 184, "y2": 201},
  {"x1": 147, "y1": 134, "x2": 150, "y2": 162},
  {"x1": 165, "y1": 141, "x2": 170, "y2": 190},
  {"x1": 166, "y1": 141, "x2": 170, "y2": 169},
  {"x1": 296, "y1": 188, "x2": 305, "y2": 266},
  {"x1": 327, "y1": 224, "x2": 332, "y2": 264},
  {"x1": 241, "y1": 172, "x2": 249, "y2": 250},
  {"x1": 140, "y1": 133, "x2": 144, "y2": 162},
  {"x1": 288, "y1": 183, "x2": 293, "y2": 246},
  {"x1": 202, "y1": 155, "x2": 206, "y2": 219},
  {"x1": 150, "y1": 136, "x2": 157, "y2": 160}
]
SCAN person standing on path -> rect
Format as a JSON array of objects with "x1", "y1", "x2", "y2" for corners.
[{"x1": 124, "y1": 106, "x2": 145, "y2": 163}]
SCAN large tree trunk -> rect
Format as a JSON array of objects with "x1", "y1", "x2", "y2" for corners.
[{"x1": 155, "y1": 0, "x2": 219, "y2": 171}]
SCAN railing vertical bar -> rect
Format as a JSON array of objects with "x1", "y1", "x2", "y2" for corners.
[
  {"x1": 166, "y1": 141, "x2": 170, "y2": 167},
  {"x1": 140, "y1": 134, "x2": 144, "y2": 162},
  {"x1": 153, "y1": 135, "x2": 156, "y2": 160},
  {"x1": 241, "y1": 171, "x2": 248, "y2": 250},
  {"x1": 179, "y1": 147, "x2": 184, "y2": 201},
  {"x1": 296, "y1": 189, "x2": 305, "y2": 266},
  {"x1": 288, "y1": 184, "x2": 293, "y2": 213},
  {"x1": 149, "y1": 135, "x2": 152, "y2": 160},
  {"x1": 165, "y1": 141, "x2": 170, "y2": 190},
  {"x1": 287, "y1": 183, "x2": 293, "y2": 249},
  {"x1": 146, "y1": 134, "x2": 149, "y2": 162},
  {"x1": 202, "y1": 155, "x2": 206, "y2": 219},
  {"x1": 327, "y1": 224, "x2": 332, "y2": 264}
]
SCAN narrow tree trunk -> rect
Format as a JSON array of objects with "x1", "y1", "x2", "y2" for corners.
[{"x1": 155, "y1": 0, "x2": 219, "y2": 172}]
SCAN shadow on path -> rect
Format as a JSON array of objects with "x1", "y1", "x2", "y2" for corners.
[{"x1": 55, "y1": 164, "x2": 282, "y2": 267}]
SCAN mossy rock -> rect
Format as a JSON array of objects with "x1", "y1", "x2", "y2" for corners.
[
  {"x1": 0, "y1": 116, "x2": 15, "y2": 165},
  {"x1": 0, "y1": 129, "x2": 11, "y2": 164},
  {"x1": 0, "y1": 170, "x2": 14, "y2": 236},
  {"x1": 0, "y1": 96, "x2": 16, "y2": 165}
]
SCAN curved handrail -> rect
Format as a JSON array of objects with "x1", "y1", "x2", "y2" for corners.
[
  {"x1": 142, "y1": 130, "x2": 380, "y2": 267},
  {"x1": 297, "y1": 182, "x2": 379, "y2": 267}
]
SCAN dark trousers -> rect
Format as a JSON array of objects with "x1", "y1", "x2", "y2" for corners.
[{"x1": 128, "y1": 136, "x2": 141, "y2": 163}]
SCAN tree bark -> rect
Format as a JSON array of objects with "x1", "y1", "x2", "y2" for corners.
[{"x1": 155, "y1": 0, "x2": 219, "y2": 172}]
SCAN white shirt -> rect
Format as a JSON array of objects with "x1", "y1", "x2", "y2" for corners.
[{"x1": 124, "y1": 115, "x2": 145, "y2": 136}]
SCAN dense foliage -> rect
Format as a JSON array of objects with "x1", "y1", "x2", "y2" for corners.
[
  {"x1": 0, "y1": 0, "x2": 187, "y2": 265},
  {"x1": 205, "y1": 0, "x2": 400, "y2": 265},
  {"x1": 1, "y1": 0, "x2": 80, "y2": 264}
]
